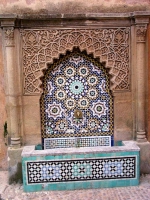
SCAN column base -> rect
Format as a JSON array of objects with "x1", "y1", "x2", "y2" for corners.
[
  {"x1": 10, "y1": 137, "x2": 21, "y2": 149},
  {"x1": 136, "y1": 131, "x2": 147, "y2": 142}
]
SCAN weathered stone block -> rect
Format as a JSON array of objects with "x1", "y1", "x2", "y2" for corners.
[
  {"x1": 8, "y1": 147, "x2": 23, "y2": 184},
  {"x1": 136, "y1": 142, "x2": 150, "y2": 174}
]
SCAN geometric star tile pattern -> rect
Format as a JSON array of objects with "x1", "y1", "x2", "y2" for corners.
[
  {"x1": 44, "y1": 136, "x2": 111, "y2": 149},
  {"x1": 40, "y1": 50, "x2": 114, "y2": 148},
  {"x1": 27, "y1": 156, "x2": 136, "y2": 184}
]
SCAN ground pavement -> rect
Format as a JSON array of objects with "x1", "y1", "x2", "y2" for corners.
[{"x1": 0, "y1": 171, "x2": 150, "y2": 200}]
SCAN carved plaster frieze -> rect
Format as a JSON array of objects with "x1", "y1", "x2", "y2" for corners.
[
  {"x1": 20, "y1": 28, "x2": 130, "y2": 94},
  {"x1": 136, "y1": 25, "x2": 147, "y2": 42},
  {"x1": 4, "y1": 28, "x2": 15, "y2": 46}
]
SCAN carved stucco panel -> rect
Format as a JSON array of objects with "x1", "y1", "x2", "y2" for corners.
[{"x1": 20, "y1": 28, "x2": 130, "y2": 94}]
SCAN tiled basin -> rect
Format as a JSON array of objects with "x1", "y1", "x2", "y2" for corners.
[{"x1": 22, "y1": 141, "x2": 140, "y2": 192}]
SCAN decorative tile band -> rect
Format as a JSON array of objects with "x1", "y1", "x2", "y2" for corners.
[
  {"x1": 44, "y1": 136, "x2": 111, "y2": 149},
  {"x1": 26, "y1": 156, "x2": 136, "y2": 184}
]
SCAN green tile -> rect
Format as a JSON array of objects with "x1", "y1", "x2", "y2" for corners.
[
  {"x1": 66, "y1": 182, "x2": 75, "y2": 190},
  {"x1": 62, "y1": 154, "x2": 74, "y2": 159},
  {"x1": 53, "y1": 155, "x2": 62, "y2": 160},
  {"x1": 74, "y1": 181, "x2": 83, "y2": 189},
  {"x1": 46, "y1": 155, "x2": 55, "y2": 160},
  {"x1": 24, "y1": 184, "x2": 42, "y2": 192},
  {"x1": 91, "y1": 181, "x2": 101, "y2": 189},
  {"x1": 57, "y1": 183, "x2": 67, "y2": 190},
  {"x1": 82, "y1": 181, "x2": 91, "y2": 189},
  {"x1": 116, "y1": 180, "x2": 129, "y2": 187},
  {"x1": 72, "y1": 154, "x2": 82, "y2": 159},
  {"x1": 130, "y1": 179, "x2": 139, "y2": 186},
  {"x1": 99, "y1": 180, "x2": 109, "y2": 188},
  {"x1": 48, "y1": 183, "x2": 58, "y2": 190}
]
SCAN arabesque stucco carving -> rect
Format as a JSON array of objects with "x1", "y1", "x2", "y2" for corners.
[{"x1": 20, "y1": 28, "x2": 130, "y2": 94}]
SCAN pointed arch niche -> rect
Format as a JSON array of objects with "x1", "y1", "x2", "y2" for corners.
[{"x1": 40, "y1": 49, "x2": 114, "y2": 149}]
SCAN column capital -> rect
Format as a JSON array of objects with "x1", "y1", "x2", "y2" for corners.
[
  {"x1": 136, "y1": 25, "x2": 147, "y2": 43},
  {"x1": 134, "y1": 17, "x2": 149, "y2": 43},
  {"x1": 1, "y1": 18, "x2": 16, "y2": 47},
  {"x1": 3, "y1": 27, "x2": 15, "y2": 47}
]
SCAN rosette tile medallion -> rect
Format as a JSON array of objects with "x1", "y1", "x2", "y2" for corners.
[{"x1": 40, "y1": 51, "x2": 113, "y2": 149}]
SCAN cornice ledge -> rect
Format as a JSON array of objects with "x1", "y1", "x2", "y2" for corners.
[
  {"x1": 17, "y1": 13, "x2": 131, "y2": 20},
  {"x1": 16, "y1": 12, "x2": 150, "y2": 20},
  {"x1": 131, "y1": 11, "x2": 150, "y2": 24},
  {"x1": 65, "y1": 13, "x2": 131, "y2": 19},
  {"x1": 131, "y1": 11, "x2": 150, "y2": 17},
  {"x1": 0, "y1": 12, "x2": 150, "y2": 23},
  {"x1": 0, "y1": 14, "x2": 17, "y2": 19},
  {"x1": 0, "y1": 14, "x2": 17, "y2": 27}
]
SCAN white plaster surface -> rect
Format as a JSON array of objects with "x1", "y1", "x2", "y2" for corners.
[{"x1": 22, "y1": 141, "x2": 140, "y2": 157}]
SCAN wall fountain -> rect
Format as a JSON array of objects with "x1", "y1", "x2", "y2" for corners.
[{"x1": 22, "y1": 50, "x2": 140, "y2": 192}]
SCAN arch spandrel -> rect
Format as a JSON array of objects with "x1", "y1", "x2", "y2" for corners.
[{"x1": 21, "y1": 28, "x2": 130, "y2": 94}]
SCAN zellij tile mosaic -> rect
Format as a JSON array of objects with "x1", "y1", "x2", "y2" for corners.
[
  {"x1": 26, "y1": 156, "x2": 136, "y2": 184},
  {"x1": 40, "y1": 51, "x2": 114, "y2": 148},
  {"x1": 44, "y1": 136, "x2": 111, "y2": 149}
]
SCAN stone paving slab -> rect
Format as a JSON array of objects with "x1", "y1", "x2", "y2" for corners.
[
  {"x1": 0, "y1": 172, "x2": 150, "y2": 200},
  {"x1": 0, "y1": 171, "x2": 8, "y2": 195}
]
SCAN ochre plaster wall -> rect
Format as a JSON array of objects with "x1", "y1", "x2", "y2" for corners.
[
  {"x1": 22, "y1": 96, "x2": 41, "y2": 145},
  {"x1": 0, "y1": 0, "x2": 150, "y2": 14},
  {"x1": 114, "y1": 92, "x2": 133, "y2": 141},
  {"x1": 148, "y1": 24, "x2": 150, "y2": 142},
  {"x1": 0, "y1": 30, "x2": 7, "y2": 170}
]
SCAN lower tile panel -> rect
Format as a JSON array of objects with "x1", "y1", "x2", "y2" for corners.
[{"x1": 26, "y1": 156, "x2": 136, "y2": 184}]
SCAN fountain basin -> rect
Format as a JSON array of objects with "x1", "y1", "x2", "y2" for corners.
[{"x1": 22, "y1": 141, "x2": 140, "y2": 192}]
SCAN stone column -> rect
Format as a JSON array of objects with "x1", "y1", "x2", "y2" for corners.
[
  {"x1": 2, "y1": 20, "x2": 21, "y2": 148},
  {"x1": 135, "y1": 18, "x2": 149, "y2": 142}
]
